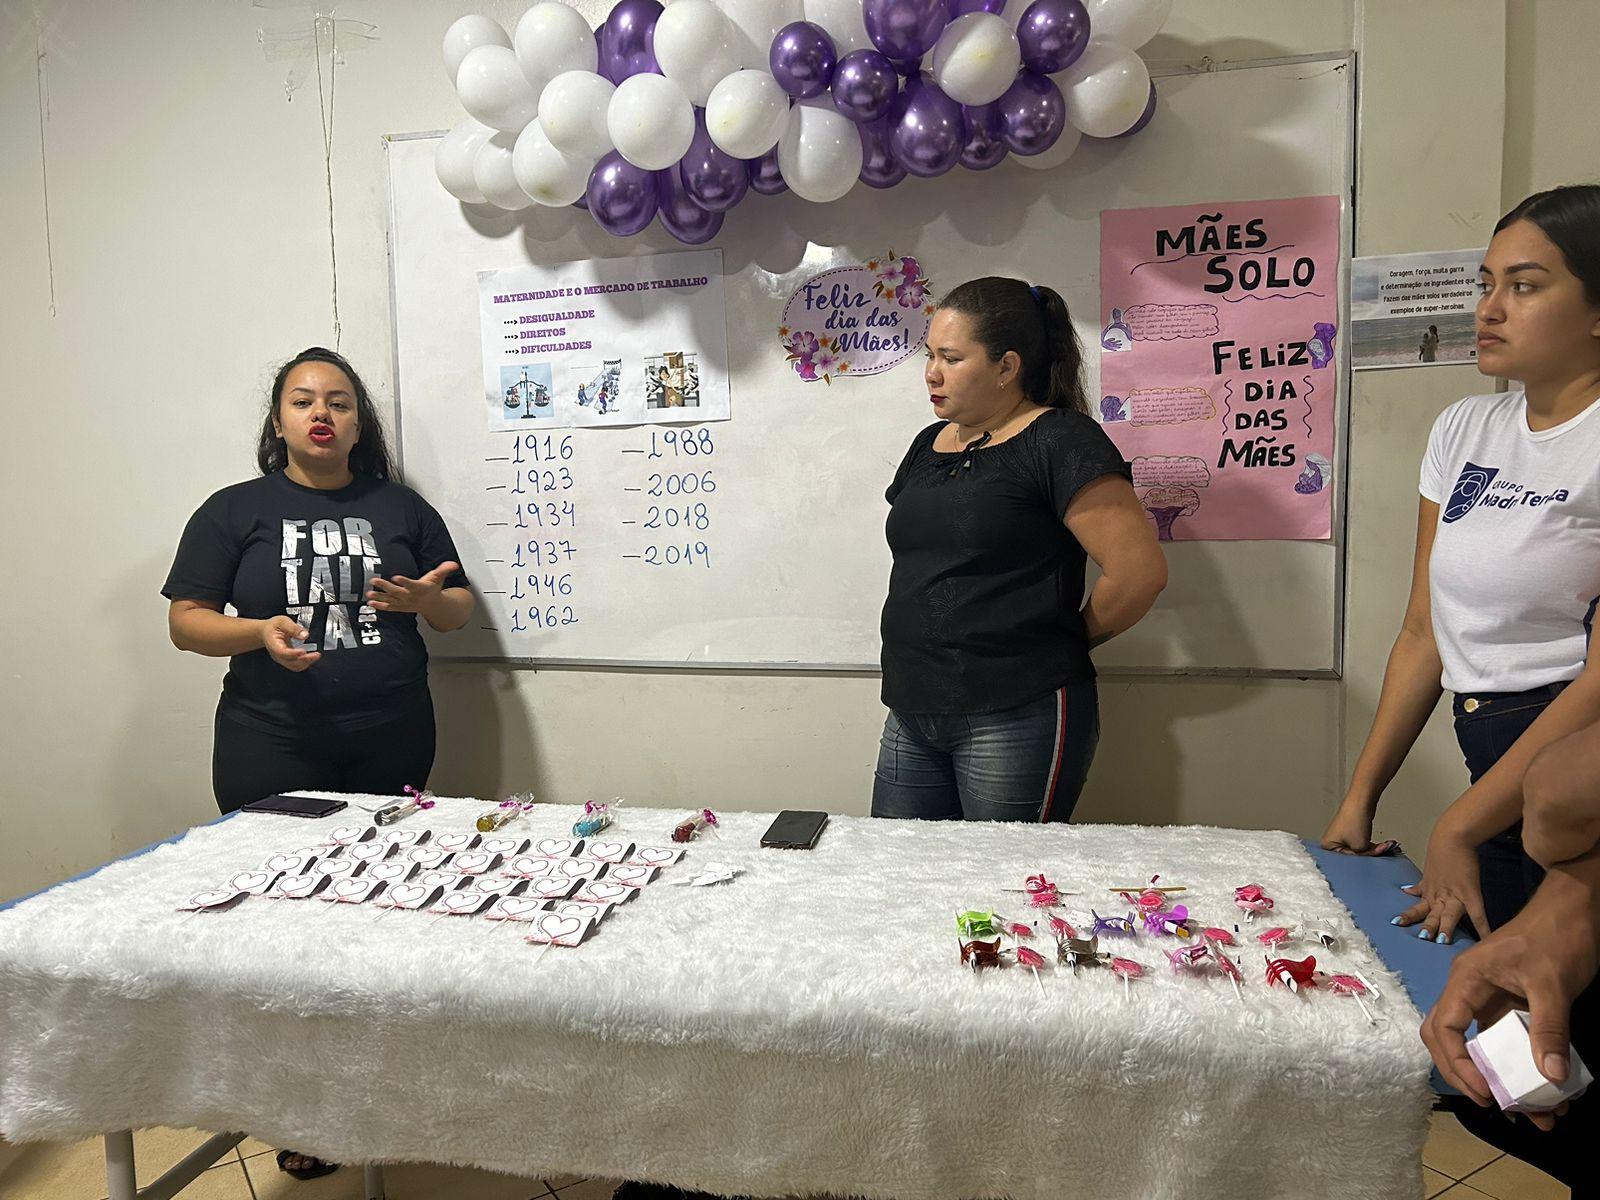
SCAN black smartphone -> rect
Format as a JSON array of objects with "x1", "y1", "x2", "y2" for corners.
[
  {"x1": 760, "y1": 810, "x2": 828, "y2": 849},
  {"x1": 239, "y1": 794, "x2": 349, "y2": 819}
]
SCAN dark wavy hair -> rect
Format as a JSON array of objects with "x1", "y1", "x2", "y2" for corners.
[
  {"x1": 256, "y1": 347, "x2": 398, "y2": 481},
  {"x1": 1494, "y1": 184, "x2": 1600, "y2": 307},
  {"x1": 935, "y1": 277, "x2": 1088, "y2": 413}
]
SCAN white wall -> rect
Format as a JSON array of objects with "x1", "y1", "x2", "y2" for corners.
[{"x1": 0, "y1": 0, "x2": 1564, "y2": 903}]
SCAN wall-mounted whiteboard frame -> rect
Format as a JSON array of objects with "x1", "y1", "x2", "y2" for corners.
[{"x1": 384, "y1": 51, "x2": 1357, "y2": 679}]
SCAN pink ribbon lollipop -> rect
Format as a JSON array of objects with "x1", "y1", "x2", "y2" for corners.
[
  {"x1": 1014, "y1": 944, "x2": 1048, "y2": 994},
  {"x1": 1110, "y1": 956, "x2": 1144, "y2": 1002},
  {"x1": 1328, "y1": 973, "x2": 1377, "y2": 1024}
]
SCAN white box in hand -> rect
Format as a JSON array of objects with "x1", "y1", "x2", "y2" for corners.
[{"x1": 1466, "y1": 1009, "x2": 1593, "y2": 1114}]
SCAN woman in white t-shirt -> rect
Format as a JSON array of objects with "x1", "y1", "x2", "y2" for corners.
[{"x1": 1322, "y1": 185, "x2": 1600, "y2": 1186}]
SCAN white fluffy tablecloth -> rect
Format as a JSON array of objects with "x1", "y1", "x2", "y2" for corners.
[{"x1": 0, "y1": 798, "x2": 1433, "y2": 1200}]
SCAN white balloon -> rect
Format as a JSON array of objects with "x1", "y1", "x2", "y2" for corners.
[
  {"x1": 801, "y1": 0, "x2": 872, "y2": 55},
  {"x1": 656, "y1": 0, "x2": 743, "y2": 105},
  {"x1": 457, "y1": 44, "x2": 540, "y2": 132},
  {"x1": 718, "y1": 0, "x2": 803, "y2": 71},
  {"x1": 512, "y1": 119, "x2": 593, "y2": 206},
  {"x1": 514, "y1": 2, "x2": 598, "y2": 103},
  {"x1": 540, "y1": 70, "x2": 617, "y2": 159},
  {"x1": 1011, "y1": 121, "x2": 1081, "y2": 169},
  {"x1": 607, "y1": 74, "x2": 696, "y2": 171},
  {"x1": 705, "y1": 68, "x2": 791, "y2": 159},
  {"x1": 932, "y1": 13, "x2": 1021, "y2": 106},
  {"x1": 1058, "y1": 41, "x2": 1150, "y2": 138},
  {"x1": 776, "y1": 102, "x2": 861, "y2": 202},
  {"x1": 436, "y1": 119, "x2": 497, "y2": 203},
  {"x1": 1082, "y1": 0, "x2": 1173, "y2": 50},
  {"x1": 443, "y1": 15, "x2": 510, "y2": 84},
  {"x1": 473, "y1": 131, "x2": 536, "y2": 209}
]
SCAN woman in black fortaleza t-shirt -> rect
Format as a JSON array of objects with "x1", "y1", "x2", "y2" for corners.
[
  {"x1": 164, "y1": 347, "x2": 474, "y2": 818},
  {"x1": 874, "y1": 277, "x2": 1167, "y2": 824}
]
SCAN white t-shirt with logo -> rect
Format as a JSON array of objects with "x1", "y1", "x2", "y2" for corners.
[{"x1": 1420, "y1": 390, "x2": 1600, "y2": 694}]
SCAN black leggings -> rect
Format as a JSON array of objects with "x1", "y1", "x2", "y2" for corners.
[
  {"x1": 1446, "y1": 683, "x2": 1597, "y2": 1196},
  {"x1": 212, "y1": 698, "x2": 437, "y2": 814}
]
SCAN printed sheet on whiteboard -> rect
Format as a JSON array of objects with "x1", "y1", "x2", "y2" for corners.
[{"x1": 479, "y1": 250, "x2": 730, "y2": 430}]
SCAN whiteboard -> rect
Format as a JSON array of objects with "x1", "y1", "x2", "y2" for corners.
[{"x1": 385, "y1": 53, "x2": 1354, "y2": 675}]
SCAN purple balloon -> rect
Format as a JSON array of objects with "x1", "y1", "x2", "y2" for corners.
[
  {"x1": 1112, "y1": 80, "x2": 1158, "y2": 138},
  {"x1": 680, "y1": 109, "x2": 749, "y2": 212},
  {"x1": 832, "y1": 49, "x2": 899, "y2": 122},
  {"x1": 997, "y1": 71, "x2": 1065, "y2": 156},
  {"x1": 947, "y1": 0, "x2": 1005, "y2": 16},
  {"x1": 655, "y1": 170, "x2": 724, "y2": 244},
  {"x1": 599, "y1": 0, "x2": 662, "y2": 84},
  {"x1": 864, "y1": 0, "x2": 948, "y2": 62},
  {"x1": 587, "y1": 151, "x2": 658, "y2": 236},
  {"x1": 959, "y1": 102, "x2": 1007, "y2": 169},
  {"x1": 858, "y1": 117, "x2": 908, "y2": 188},
  {"x1": 746, "y1": 150, "x2": 788, "y2": 195},
  {"x1": 888, "y1": 75, "x2": 963, "y2": 177},
  {"x1": 1016, "y1": 0, "x2": 1090, "y2": 74},
  {"x1": 770, "y1": 21, "x2": 837, "y2": 99}
]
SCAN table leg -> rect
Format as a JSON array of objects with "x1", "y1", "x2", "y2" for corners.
[
  {"x1": 364, "y1": 1163, "x2": 387, "y2": 1200},
  {"x1": 104, "y1": 1131, "x2": 136, "y2": 1200}
]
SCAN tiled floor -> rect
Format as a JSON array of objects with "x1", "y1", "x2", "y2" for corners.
[
  {"x1": 1422, "y1": 1110, "x2": 1569, "y2": 1199},
  {"x1": 0, "y1": 1129, "x2": 620, "y2": 1199},
  {"x1": 0, "y1": 1112, "x2": 1572, "y2": 1198}
]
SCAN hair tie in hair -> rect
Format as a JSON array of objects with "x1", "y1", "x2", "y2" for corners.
[{"x1": 1029, "y1": 285, "x2": 1043, "y2": 306}]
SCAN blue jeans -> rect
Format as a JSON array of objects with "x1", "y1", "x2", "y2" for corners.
[
  {"x1": 1446, "y1": 681, "x2": 1596, "y2": 1194},
  {"x1": 870, "y1": 683, "x2": 1099, "y2": 823}
]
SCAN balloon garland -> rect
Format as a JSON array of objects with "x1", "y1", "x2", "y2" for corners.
[{"x1": 436, "y1": 0, "x2": 1170, "y2": 241}]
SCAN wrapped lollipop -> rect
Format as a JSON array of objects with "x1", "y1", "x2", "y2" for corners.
[
  {"x1": 1256, "y1": 926, "x2": 1298, "y2": 954},
  {"x1": 960, "y1": 938, "x2": 1003, "y2": 971},
  {"x1": 1201, "y1": 926, "x2": 1237, "y2": 948},
  {"x1": 671, "y1": 808, "x2": 718, "y2": 843},
  {"x1": 1265, "y1": 955, "x2": 1319, "y2": 994},
  {"x1": 1216, "y1": 949, "x2": 1246, "y2": 1000},
  {"x1": 1234, "y1": 883, "x2": 1276, "y2": 921},
  {"x1": 957, "y1": 910, "x2": 1003, "y2": 939},
  {"x1": 1091, "y1": 910, "x2": 1138, "y2": 939},
  {"x1": 1013, "y1": 944, "x2": 1048, "y2": 994},
  {"x1": 1167, "y1": 943, "x2": 1211, "y2": 974},
  {"x1": 1115, "y1": 875, "x2": 1184, "y2": 914},
  {"x1": 1048, "y1": 915, "x2": 1077, "y2": 940},
  {"x1": 1326, "y1": 972, "x2": 1377, "y2": 1024},
  {"x1": 1110, "y1": 956, "x2": 1145, "y2": 1002}
]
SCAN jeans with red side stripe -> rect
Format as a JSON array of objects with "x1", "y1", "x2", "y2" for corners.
[{"x1": 870, "y1": 681, "x2": 1099, "y2": 823}]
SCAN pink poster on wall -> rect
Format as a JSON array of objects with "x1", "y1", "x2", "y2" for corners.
[{"x1": 1097, "y1": 195, "x2": 1341, "y2": 541}]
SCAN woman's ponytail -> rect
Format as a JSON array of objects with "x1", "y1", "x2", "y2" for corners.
[{"x1": 937, "y1": 277, "x2": 1088, "y2": 414}]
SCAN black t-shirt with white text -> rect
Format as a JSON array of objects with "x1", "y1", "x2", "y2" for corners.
[
  {"x1": 163, "y1": 472, "x2": 468, "y2": 731},
  {"x1": 880, "y1": 409, "x2": 1131, "y2": 714}
]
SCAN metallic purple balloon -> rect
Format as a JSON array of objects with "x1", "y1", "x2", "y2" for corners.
[
  {"x1": 997, "y1": 70, "x2": 1065, "y2": 156},
  {"x1": 1016, "y1": 0, "x2": 1090, "y2": 74},
  {"x1": 680, "y1": 109, "x2": 749, "y2": 212},
  {"x1": 655, "y1": 170, "x2": 724, "y2": 244},
  {"x1": 770, "y1": 21, "x2": 837, "y2": 99},
  {"x1": 858, "y1": 117, "x2": 908, "y2": 188},
  {"x1": 888, "y1": 75, "x2": 963, "y2": 177},
  {"x1": 959, "y1": 102, "x2": 1006, "y2": 169},
  {"x1": 832, "y1": 49, "x2": 899, "y2": 122},
  {"x1": 1111, "y1": 80, "x2": 1158, "y2": 138},
  {"x1": 587, "y1": 151, "x2": 659, "y2": 236},
  {"x1": 864, "y1": 0, "x2": 949, "y2": 62},
  {"x1": 746, "y1": 150, "x2": 788, "y2": 195},
  {"x1": 599, "y1": 0, "x2": 663, "y2": 84},
  {"x1": 947, "y1": 0, "x2": 1006, "y2": 16}
]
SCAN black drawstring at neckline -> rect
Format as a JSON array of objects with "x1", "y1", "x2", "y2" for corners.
[{"x1": 946, "y1": 430, "x2": 993, "y2": 477}]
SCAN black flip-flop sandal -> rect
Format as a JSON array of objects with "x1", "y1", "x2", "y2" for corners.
[{"x1": 276, "y1": 1149, "x2": 339, "y2": 1181}]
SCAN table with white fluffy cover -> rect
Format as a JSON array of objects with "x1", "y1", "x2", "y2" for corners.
[{"x1": 0, "y1": 798, "x2": 1433, "y2": 1200}]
